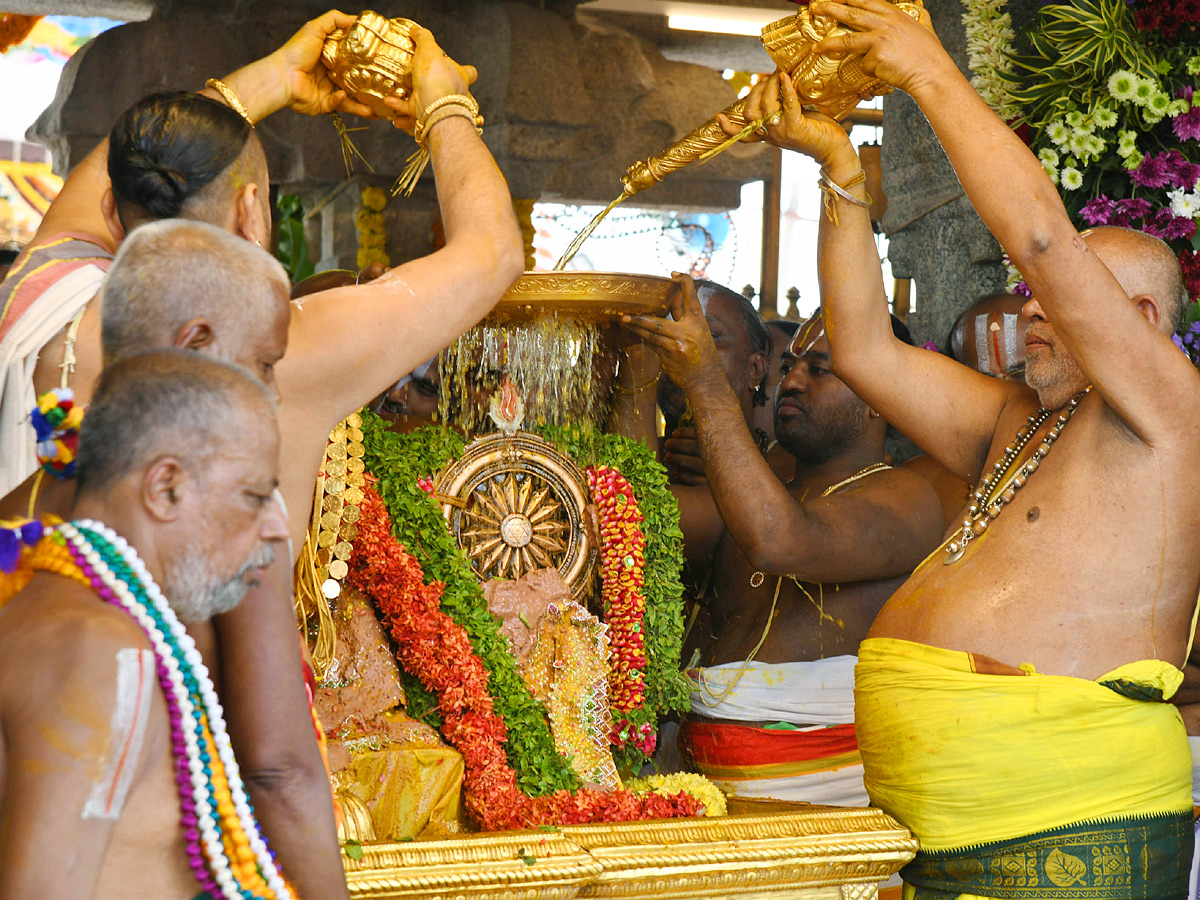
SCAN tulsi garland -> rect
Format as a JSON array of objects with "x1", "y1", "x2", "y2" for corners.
[
  {"x1": 347, "y1": 480, "x2": 703, "y2": 829},
  {"x1": 359, "y1": 416, "x2": 580, "y2": 796}
]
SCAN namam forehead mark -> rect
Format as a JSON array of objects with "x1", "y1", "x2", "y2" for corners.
[{"x1": 790, "y1": 314, "x2": 827, "y2": 358}]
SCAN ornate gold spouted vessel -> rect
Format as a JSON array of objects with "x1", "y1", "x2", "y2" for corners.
[{"x1": 554, "y1": 0, "x2": 925, "y2": 270}]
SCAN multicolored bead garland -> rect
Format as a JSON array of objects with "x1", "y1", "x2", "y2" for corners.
[
  {"x1": 57, "y1": 521, "x2": 295, "y2": 900},
  {"x1": 587, "y1": 465, "x2": 654, "y2": 754}
]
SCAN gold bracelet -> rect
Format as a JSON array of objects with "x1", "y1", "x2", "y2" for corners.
[
  {"x1": 417, "y1": 103, "x2": 483, "y2": 144},
  {"x1": 414, "y1": 92, "x2": 481, "y2": 144},
  {"x1": 613, "y1": 372, "x2": 662, "y2": 395},
  {"x1": 205, "y1": 78, "x2": 254, "y2": 126}
]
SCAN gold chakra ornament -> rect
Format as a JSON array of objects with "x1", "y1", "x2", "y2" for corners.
[
  {"x1": 433, "y1": 432, "x2": 595, "y2": 597},
  {"x1": 321, "y1": 11, "x2": 418, "y2": 119}
]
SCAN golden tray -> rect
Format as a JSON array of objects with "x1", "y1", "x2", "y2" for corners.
[
  {"x1": 342, "y1": 803, "x2": 917, "y2": 899},
  {"x1": 485, "y1": 271, "x2": 677, "y2": 326}
]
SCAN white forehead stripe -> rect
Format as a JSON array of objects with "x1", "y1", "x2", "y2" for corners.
[
  {"x1": 1003, "y1": 313, "x2": 1019, "y2": 368},
  {"x1": 974, "y1": 314, "x2": 990, "y2": 370},
  {"x1": 82, "y1": 648, "x2": 154, "y2": 820}
]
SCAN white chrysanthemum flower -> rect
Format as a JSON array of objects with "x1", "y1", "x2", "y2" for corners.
[
  {"x1": 1134, "y1": 78, "x2": 1158, "y2": 107},
  {"x1": 1066, "y1": 110, "x2": 1085, "y2": 128},
  {"x1": 1038, "y1": 148, "x2": 1059, "y2": 168},
  {"x1": 1043, "y1": 163, "x2": 1059, "y2": 186},
  {"x1": 1047, "y1": 120, "x2": 1070, "y2": 145},
  {"x1": 1093, "y1": 107, "x2": 1118, "y2": 129},
  {"x1": 1107, "y1": 70, "x2": 1138, "y2": 102},
  {"x1": 1188, "y1": 56, "x2": 1200, "y2": 76},
  {"x1": 1060, "y1": 167, "x2": 1083, "y2": 190},
  {"x1": 1149, "y1": 92, "x2": 1172, "y2": 115},
  {"x1": 1085, "y1": 135, "x2": 1105, "y2": 157},
  {"x1": 1169, "y1": 188, "x2": 1200, "y2": 219},
  {"x1": 1116, "y1": 130, "x2": 1138, "y2": 157},
  {"x1": 1123, "y1": 150, "x2": 1144, "y2": 170},
  {"x1": 1068, "y1": 133, "x2": 1090, "y2": 156},
  {"x1": 1170, "y1": 99, "x2": 1191, "y2": 117}
]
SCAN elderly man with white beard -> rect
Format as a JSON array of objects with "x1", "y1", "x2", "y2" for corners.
[{"x1": 0, "y1": 351, "x2": 298, "y2": 899}]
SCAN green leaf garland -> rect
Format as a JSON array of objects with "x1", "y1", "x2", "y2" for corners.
[{"x1": 360, "y1": 415, "x2": 580, "y2": 796}]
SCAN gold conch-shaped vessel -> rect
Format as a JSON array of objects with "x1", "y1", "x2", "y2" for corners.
[{"x1": 622, "y1": 0, "x2": 925, "y2": 197}]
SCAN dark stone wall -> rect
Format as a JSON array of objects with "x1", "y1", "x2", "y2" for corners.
[{"x1": 880, "y1": 0, "x2": 1043, "y2": 350}]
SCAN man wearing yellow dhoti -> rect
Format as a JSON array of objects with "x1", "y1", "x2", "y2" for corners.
[{"x1": 727, "y1": 0, "x2": 1200, "y2": 895}]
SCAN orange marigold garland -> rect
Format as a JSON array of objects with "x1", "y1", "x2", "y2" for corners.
[
  {"x1": 346, "y1": 480, "x2": 703, "y2": 830},
  {"x1": 587, "y1": 464, "x2": 654, "y2": 755}
]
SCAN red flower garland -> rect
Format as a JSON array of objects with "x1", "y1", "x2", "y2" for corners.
[
  {"x1": 587, "y1": 465, "x2": 654, "y2": 755},
  {"x1": 346, "y1": 481, "x2": 703, "y2": 830}
]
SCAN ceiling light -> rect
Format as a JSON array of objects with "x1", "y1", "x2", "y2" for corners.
[
  {"x1": 667, "y1": 13, "x2": 772, "y2": 36},
  {"x1": 580, "y1": 1, "x2": 789, "y2": 37}
]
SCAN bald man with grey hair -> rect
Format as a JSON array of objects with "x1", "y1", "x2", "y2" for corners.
[{"x1": 101, "y1": 219, "x2": 291, "y2": 386}]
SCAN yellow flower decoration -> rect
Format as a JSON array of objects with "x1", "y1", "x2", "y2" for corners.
[{"x1": 625, "y1": 772, "x2": 727, "y2": 817}]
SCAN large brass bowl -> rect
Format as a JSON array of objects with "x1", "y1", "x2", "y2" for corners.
[{"x1": 485, "y1": 272, "x2": 676, "y2": 326}]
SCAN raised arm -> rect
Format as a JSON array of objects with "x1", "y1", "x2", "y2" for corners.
[
  {"x1": 280, "y1": 26, "x2": 523, "y2": 425},
  {"x1": 22, "y1": 10, "x2": 372, "y2": 258},
  {"x1": 624, "y1": 275, "x2": 942, "y2": 580},
  {"x1": 724, "y1": 68, "x2": 1015, "y2": 482},
  {"x1": 816, "y1": 0, "x2": 1200, "y2": 446}
]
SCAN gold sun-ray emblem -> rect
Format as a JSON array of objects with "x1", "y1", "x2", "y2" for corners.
[{"x1": 461, "y1": 472, "x2": 569, "y2": 582}]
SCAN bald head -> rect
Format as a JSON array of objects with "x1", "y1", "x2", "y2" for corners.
[
  {"x1": 101, "y1": 220, "x2": 290, "y2": 387},
  {"x1": 1085, "y1": 226, "x2": 1187, "y2": 334}
]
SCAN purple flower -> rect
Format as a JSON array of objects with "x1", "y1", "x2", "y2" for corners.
[
  {"x1": 1081, "y1": 195, "x2": 1116, "y2": 225},
  {"x1": 1116, "y1": 197, "x2": 1154, "y2": 221},
  {"x1": 1013, "y1": 281, "x2": 1032, "y2": 298},
  {"x1": 1174, "y1": 108, "x2": 1200, "y2": 143},
  {"x1": 1178, "y1": 86, "x2": 1195, "y2": 102},
  {"x1": 1156, "y1": 207, "x2": 1198, "y2": 241},
  {"x1": 1178, "y1": 161, "x2": 1200, "y2": 188},
  {"x1": 1133, "y1": 152, "x2": 1178, "y2": 188}
]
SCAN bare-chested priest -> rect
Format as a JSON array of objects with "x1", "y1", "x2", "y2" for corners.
[
  {"x1": 623, "y1": 278, "x2": 942, "y2": 808},
  {"x1": 735, "y1": 0, "x2": 1200, "y2": 891},
  {"x1": 0, "y1": 352, "x2": 292, "y2": 899}
]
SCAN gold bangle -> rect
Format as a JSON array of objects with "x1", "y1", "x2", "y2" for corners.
[
  {"x1": 417, "y1": 103, "x2": 483, "y2": 144},
  {"x1": 613, "y1": 372, "x2": 662, "y2": 395},
  {"x1": 205, "y1": 78, "x2": 254, "y2": 126},
  {"x1": 414, "y1": 92, "x2": 481, "y2": 144}
]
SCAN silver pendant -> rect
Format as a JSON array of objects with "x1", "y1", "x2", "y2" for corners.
[{"x1": 943, "y1": 538, "x2": 966, "y2": 564}]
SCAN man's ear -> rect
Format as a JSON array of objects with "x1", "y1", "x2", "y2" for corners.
[
  {"x1": 142, "y1": 456, "x2": 188, "y2": 523},
  {"x1": 1135, "y1": 294, "x2": 1162, "y2": 329},
  {"x1": 235, "y1": 183, "x2": 266, "y2": 247},
  {"x1": 749, "y1": 349, "x2": 768, "y2": 388},
  {"x1": 100, "y1": 189, "x2": 126, "y2": 246},
  {"x1": 173, "y1": 318, "x2": 215, "y2": 351}
]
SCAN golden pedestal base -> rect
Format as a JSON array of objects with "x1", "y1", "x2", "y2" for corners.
[{"x1": 342, "y1": 802, "x2": 916, "y2": 900}]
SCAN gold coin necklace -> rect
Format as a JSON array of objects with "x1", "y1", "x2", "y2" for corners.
[{"x1": 944, "y1": 385, "x2": 1090, "y2": 565}]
